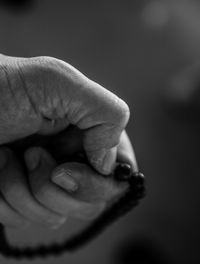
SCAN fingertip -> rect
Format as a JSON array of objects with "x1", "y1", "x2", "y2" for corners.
[
  {"x1": 117, "y1": 131, "x2": 138, "y2": 172},
  {"x1": 24, "y1": 147, "x2": 41, "y2": 171},
  {"x1": 87, "y1": 147, "x2": 117, "y2": 175},
  {"x1": 25, "y1": 147, "x2": 56, "y2": 172}
]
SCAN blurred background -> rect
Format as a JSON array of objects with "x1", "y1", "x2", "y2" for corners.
[{"x1": 1, "y1": 0, "x2": 200, "y2": 263}]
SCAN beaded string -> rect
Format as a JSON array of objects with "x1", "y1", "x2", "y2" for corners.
[{"x1": 0, "y1": 163, "x2": 145, "y2": 259}]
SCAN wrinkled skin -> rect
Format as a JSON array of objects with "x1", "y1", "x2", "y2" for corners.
[{"x1": 0, "y1": 54, "x2": 137, "y2": 229}]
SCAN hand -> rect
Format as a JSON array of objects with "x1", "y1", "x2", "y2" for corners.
[
  {"x1": 0, "y1": 54, "x2": 129, "y2": 174},
  {"x1": 0, "y1": 55, "x2": 136, "y2": 229}
]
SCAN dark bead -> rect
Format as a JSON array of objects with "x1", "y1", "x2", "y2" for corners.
[
  {"x1": 12, "y1": 249, "x2": 21, "y2": 259},
  {"x1": 23, "y1": 247, "x2": 35, "y2": 258},
  {"x1": 133, "y1": 172, "x2": 145, "y2": 185},
  {"x1": 133, "y1": 184, "x2": 146, "y2": 198},
  {"x1": 135, "y1": 190, "x2": 146, "y2": 199},
  {"x1": 37, "y1": 246, "x2": 47, "y2": 257},
  {"x1": 114, "y1": 163, "x2": 133, "y2": 181}
]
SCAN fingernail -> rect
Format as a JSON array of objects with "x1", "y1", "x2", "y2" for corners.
[
  {"x1": 0, "y1": 148, "x2": 9, "y2": 169},
  {"x1": 52, "y1": 168, "x2": 78, "y2": 192},
  {"x1": 25, "y1": 148, "x2": 41, "y2": 171}
]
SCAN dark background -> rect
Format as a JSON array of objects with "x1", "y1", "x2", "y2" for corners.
[{"x1": 0, "y1": 0, "x2": 200, "y2": 263}]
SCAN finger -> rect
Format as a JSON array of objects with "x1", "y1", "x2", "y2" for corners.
[
  {"x1": 26, "y1": 147, "x2": 106, "y2": 220},
  {"x1": 0, "y1": 150, "x2": 29, "y2": 229},
  {"x1": 68, "y1": 78, "x2": 130, "y2": 175},
  {"x1": 45, "y1": 58, "x2": 130, "y2": 175},
  {"x1": 5, "y1": 126, "x2": 84, "y2": 163},
  {"x1": 0, "y1": 147, "x2": 66, "y2": 229},
  {"x1": 117, "y1": 130, "x2": 138, "y2": 172},
  {"x1": 0, "y1": 195, "x2": 29, "y2": 229},
  {"x1": 52, "y1": 162, "x2": 129, "y2": 208},
  {"x1": 0, "y1": 56, "x2": 130, "y2": 176}
]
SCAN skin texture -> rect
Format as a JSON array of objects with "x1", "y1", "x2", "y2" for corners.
[{"x1": 0, "y1": 54, "x2": 137, "y2": 229}]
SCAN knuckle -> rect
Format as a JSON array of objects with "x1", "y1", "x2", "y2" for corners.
[
  {"x1": 31, "y1": 56, "x2": 56, "y2": 66},
  {"x1": 27, "y1": 56, "x2": 59, "y2": 77},
  {"x1": 115, "y1": 99, "x2": 130, "y2": 126},
  {"x1": 33, "y1": 56, "x2": 65, "y2": 73}
]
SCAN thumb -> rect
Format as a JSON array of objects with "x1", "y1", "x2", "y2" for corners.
[
  {"x1": 65, "y1": 76, "x2": 130, "y2": 175},
  {"x1": 12, "y1": 56, "x2": 129, "y2": 174},
  {"x1": 40, "y1": 58, "x2": 130, "y2": 174},
  {"x1": 51, "y1": 162, "x2": 128, "y2": 204}
]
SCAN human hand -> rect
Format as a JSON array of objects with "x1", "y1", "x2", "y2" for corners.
[
  {"x1": 0, "y1": 55, "x2": 135, "y2": 229},
  {"x1": 0, "y1": 54, "x2": 130, "y2": 174}
]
